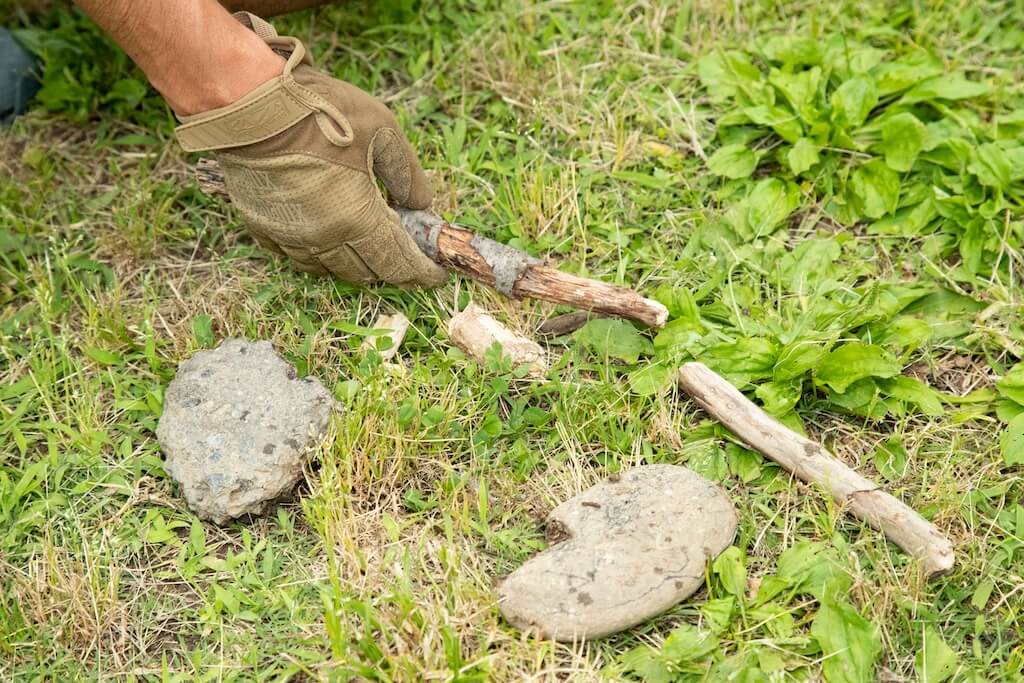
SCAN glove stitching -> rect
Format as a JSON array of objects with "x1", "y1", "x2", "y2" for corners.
[
  {"x1": 177, "y1": 91, "x2": 313, "y2": 152},
  {"x1": 219, "y1": 149, "x2": 368, "y2": 176},
  {"x1": 177, "y1": 83, "x2": 303, "y2": 129}
]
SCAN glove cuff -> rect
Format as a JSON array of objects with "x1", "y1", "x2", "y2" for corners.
[{"x1": 174, "y1": 13, "x2": 352, "y2": 153}]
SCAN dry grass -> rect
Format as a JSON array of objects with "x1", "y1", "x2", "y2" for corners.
[{"x1": 3, "y1": 0, "x2": 1024, "y2": 680}]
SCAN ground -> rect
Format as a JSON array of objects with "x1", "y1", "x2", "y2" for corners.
[{"x1": 1, "y1": 0, "x2": 1023, "y2": 680}]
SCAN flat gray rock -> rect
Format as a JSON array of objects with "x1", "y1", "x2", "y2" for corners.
[
  {"x1": 498, "y1": 465, "x2": 737, "y2": 641},
  {"x1": 157, "y1": 338, "x2": 334, "y2": 524}
]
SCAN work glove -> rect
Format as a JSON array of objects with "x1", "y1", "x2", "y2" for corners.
[{"x1": 174, "y1": 12, "x2": 446, "y2": 287}]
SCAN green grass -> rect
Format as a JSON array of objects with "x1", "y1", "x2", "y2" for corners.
[{"x1": 2, "y1": 0, "x2": 1024, "y2": 680}]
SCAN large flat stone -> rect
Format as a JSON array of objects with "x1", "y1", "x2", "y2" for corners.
[
  {"x1": 156, "y1": 338, "x2": 334, "y2": 524},
  {"x1": 498, "y1": 464, "x2": 737, "y2": 641}
]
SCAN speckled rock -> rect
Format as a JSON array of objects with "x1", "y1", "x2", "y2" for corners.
[
  {"x1": 498, "y1": 465, "x2": 737, "y2": 641},
  {"x1": 157, "y1": 338, "x2": 334, "y2": 524}
]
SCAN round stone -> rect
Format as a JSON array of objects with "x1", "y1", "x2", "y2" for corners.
[
  {"x1": 497, "y1": 464, "x2": 738, "y2": 641},
  {"x1": 156, "y1": 338, "x2": 335, "y2": 524}
]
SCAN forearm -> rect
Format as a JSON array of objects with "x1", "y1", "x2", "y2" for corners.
[{"x1": 73, "y1": 0, "x2": 284, "y2": 115}]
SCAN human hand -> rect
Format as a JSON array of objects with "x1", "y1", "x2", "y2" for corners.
[{"x1": 175, "y1": 12, "x2": 446, "y2": 287}]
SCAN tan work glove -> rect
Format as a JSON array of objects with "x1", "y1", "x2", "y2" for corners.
[{"x1": 174, "y1": 12, "x2": 446, "y2": 287}]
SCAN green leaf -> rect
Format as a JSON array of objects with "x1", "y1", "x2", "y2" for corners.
[
  {"x1": 756, "y1": 380, "x2": 802, "y2": 416},
  {"x1": 192, "y1": 314, "x2": 215, "y2": 348},
  {"x1": 788, "y1": 137, "x2": 821, "y2": 174},
  {"x1": 687, "y1": 445, "x2": 729, "y2": 482},
  {"x1": 774, "y1": 341, "x2": 829, "y2": 382},
  {"x1": 871, "y1": 438, "x2": 909, "y2": 480},
  {"x1": 996, "y1": 364, "x2": 1024, "y2": 406},
  {"x1": 726, "y1": 178, "x2": 801, "y2": 241},
  {"x1": 660, "y1": 624, "x2": 720, "y2": 663},
  {"x1": 831, "y1": 76, "x2": 878, "y2": 130},
  {"x1": 880, "y1": 113, "x2": 926, "y2": 172},
  {"x1": 828, "y1": 378, "x2": 884, "y2": 417},
  {"x1": 334, "y1": 379, "x2": 360, "y2": 402},
  {"x1": 1001, "y1": 413, "x2": 1024, "y2": 466},
  {"x1": 871, "y1": 52, "x2": 944, "y2": 96},
  {"x1": 698, "y1": 50, "x2": 764, "y2": 102},
  {"x1": 701, "y1": 596, "x2": 736, "y2": 634},
  {"x1": 653, "y1": 318, "x2": 703, "y2": 353},
  {"x1": 869, "y1": 316, "x2": 933, "y2": 354},
  {"x1": 84, "y1": 347, "x2": 123, "y2": 366},
  {"x1": 779, "y1": 238, "x2": 841, "y2": 294},
  {"x1": 850, "y1": 160, "x2": 901, "y2": 219},
  {"x1": 760, "y1": 35, "x2": 821, "y2": 66},
  {"x1": 575, "y1": 319, "x2": 652, "y2": 364},
  {"x1": 996, "y1": 398, "x2": 1024, "y2": 423},
  {"x1": 329, "y1": 320, "x2": 395, "y2": 336},
  {"x1": 878, "y1": 376, "x2": 944, "y2": 416},
  {"x1": 822, "y1": 37, "x2": 885, "y2": 79},
  {"x1": 744, "y1": 104, "x2": 803, "y2": 142},
  {"x1": 726, "y1": 444, "x2": 764, "y2": 483},
  {"x1": 869, "y1": 200, "x2": 938, "y2": 236},
  {"x1": 611, "y1": 170, "x2": 674, "y2": 189},
  {"x1": 816, "y1": 342, "x2": 901, "y2": 393},
  {"x1": 769, "y1": 68, "x2": 823, "y2": 122},
  {"x1": 189, "y1": 519, "x2": 207, "y2": 555},
  {"x1": 619, "y1": 647, "x2": 671, "y2": 683},
  {"x1": 903, "y1": 75, "x2": 990, "y2": 103},
  {"x1": 970, "y1": 579, "x2": 994, "y2": 610},
  {"x1": 776, "y1": 541, "x2": 852, "y2": 600},
  {"x1": 968, "y1": 143, "x2": 1013, "y2": 189},
  {"x1": 705, "y1": 337, "x2": 779, "y2": 386},
  {"x1": 915, "y1": 628, "x2": 958, "y2": 683},
  {"x1": 712, "y1": 546, "x2": 746, "y2": 597},
  {"x1": 708, "y1": 144, "x2": 759, "y2": 179},
  {"x1": 628, "y1": 364, "x2": 672, "y2": 396},
  {"x1": 811, "y1": 595, "x2": 882, "y2": 683}
]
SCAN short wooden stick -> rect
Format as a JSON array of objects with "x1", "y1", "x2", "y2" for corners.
[
  {"x1": 448, "y1": 304, "x2": 548, "y2": 378},
  {"x1": 677, "y1": 362, "x2": 955, "y2": 578},
  {"x1": 360, "y1": 312, "x2": 411, "y2": 362},
  {"x1": 194, "y1": 159, "x2": 668, "y2": 328}
]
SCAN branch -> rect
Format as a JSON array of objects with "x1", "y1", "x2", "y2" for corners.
[
  {"x1": 194, "y1": 159, "x2": 668, "y2": 328},
  {"x1": 677, "y1": 362, "x2": 955, "y2": 578}
]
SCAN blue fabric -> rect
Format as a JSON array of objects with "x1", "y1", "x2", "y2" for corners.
[{"x1": 1, "y1": 27, "x2": 41, "y2": 126}]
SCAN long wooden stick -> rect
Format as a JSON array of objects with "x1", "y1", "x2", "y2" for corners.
[
  {"x1": 194, "y1": 159, "x2": 668, "y2": 328},
  {"x1": 677, "y1": 362, "x2": 955, "y2": 578}
]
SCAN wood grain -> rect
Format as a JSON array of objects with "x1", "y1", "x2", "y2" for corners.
[{"x1": 677, "y1": 362, "x2": 955, "y2": 578}]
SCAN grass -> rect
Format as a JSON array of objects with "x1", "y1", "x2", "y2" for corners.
[{"x1": 2, "y1": 0, "x2": 1023, "y2": 680}]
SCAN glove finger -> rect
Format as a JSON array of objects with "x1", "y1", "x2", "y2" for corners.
[
  {"x1": 368, "y1": 124, "x2": 434, "y2": 210},
  {"x1": 247, "y1": 227, "x2": 286, "y2": 257},
  {"x1": 341, "y1": 206, "x2": 447, "y2": 288},
  {"x1": 314, "y1": 243, "x2": 377, "y2": 285},
  {"x1": 277, "y1": 243, "x2": 329, "y2": 276}
]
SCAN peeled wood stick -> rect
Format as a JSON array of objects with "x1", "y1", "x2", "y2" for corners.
[
  {"x1": 677, "y1": 362, "x2": 955, "y2": 578},
  {"x1": 448, "y1": 304, "x2": 548, "y2": 379},
  {"x1": 359, "y1": 312, "x2": 410, "y2": 362},
  {"x1": 195, "y1": 159, "x2": 668, "y2": 328}
]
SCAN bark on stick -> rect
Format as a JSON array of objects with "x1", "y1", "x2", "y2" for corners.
[
  {"x1": 194, "y1": 159, "x2": 668, "y2": 328},
  {"x1": 677, "y1": 362, "x2": 955, "y2": 578}
]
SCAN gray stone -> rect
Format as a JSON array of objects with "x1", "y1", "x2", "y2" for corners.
[
  {"x1": 157, "y1": 338, "x2": 334, "y2": 524},
  {"x1": 497, "y1": 465, "x2": 737, "y2": 641}
]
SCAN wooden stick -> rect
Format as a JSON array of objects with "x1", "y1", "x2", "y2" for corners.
[
  {"x1": 677, "y1": 362, "x2": 955, "y2": 578},
  {"x1": 195, "y1": 159, "x2": 668, "y2": 328},
  {"x1": 448, "y1": 304, "x2": 548, "y2": 378},
  {"x1": 537, "y1": 311, "x2": 594, "y2": 337},
  {"x1": 359, "y1": 312, "x2": 411, "y2": 362}
]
